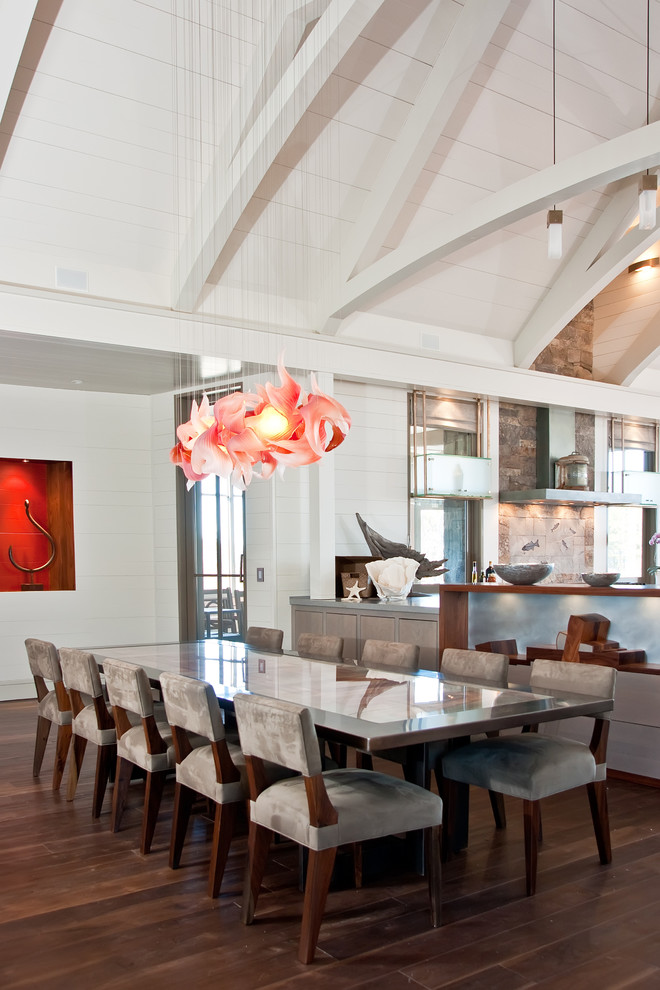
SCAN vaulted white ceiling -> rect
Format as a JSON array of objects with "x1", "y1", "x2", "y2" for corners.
[{"x1": 2, "y1": 0, "x2": 660, "y2": 398}]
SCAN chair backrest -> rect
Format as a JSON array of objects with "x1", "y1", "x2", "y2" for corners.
[
  {"x1": 234, "y1": 693, "x2": 321, "y2": 777},
  {"x1": 103, "y1": 658, "x2": 155, "y2": 719},
  {"x1": 530, "y1": 658, "x2": 616, "y2": 718},
  {"x1": 296, "y1": 632, "x2": 344, "y2": 661},
  {"x1": 441, "y1": 648, "x2": 509, "y2": 684},
  {"x1": 160, "y1": 672, "x2": 225, "y2": 741},
  {"x1": 245, "y1": 626, "x2": 284, "y2": 651},
  {"x1": 25, "y1": 638, "x2": 62, "y2": 683},
  {"x1": 360, "y1": 639, "x2": 419, "y2": 671},
  {"x1": 59, "y1": 648, "x2": 105, "y2": 699},
  {"x1": 222, "y1": 587, "x2": 234, "y2": 609}
]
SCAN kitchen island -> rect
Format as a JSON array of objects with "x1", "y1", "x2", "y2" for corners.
[{"x1": 291, "y1": 584, "x2": 660, "y2": 782}]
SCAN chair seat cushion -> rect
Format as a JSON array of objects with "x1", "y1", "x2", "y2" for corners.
[
  {"x1": 176, "y1": 741, "x2": 295, "y2": 805},
  {"x1": 38, "y1": 690, "x2": 72, "y2": 726},
  {"x1": 72, "y1": 704, "x2": 116, "y2": 746},
  {"x1": 117, "y1": 722, "x2": 206, "y2": 773},
  {"x1": 441, "y1": 735, "x2": 599, "y2": 801},
  {"x1": 250, "y1": 768, "x2": 443, "y2": 851}
]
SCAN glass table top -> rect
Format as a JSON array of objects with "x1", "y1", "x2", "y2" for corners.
[{"x1": 93, "y1": 640, "x2": 613, "y2": 750}]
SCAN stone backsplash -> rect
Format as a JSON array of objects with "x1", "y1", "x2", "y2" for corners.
[{"x1": 499, "y1": 502, "x2": 594, "y2": 583}]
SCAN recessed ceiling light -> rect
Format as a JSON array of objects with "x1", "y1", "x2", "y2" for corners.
[{"x1": 71, "y1": 379, "x2": 83, "y2": 385}]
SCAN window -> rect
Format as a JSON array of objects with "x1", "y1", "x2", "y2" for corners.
[
  {"x1": 409, "y1": 392, "x2": 483, "y2": 583},
  {"x1": 607, "y1": 419, "x2": 657, "y2": 582},
  {"x1": 175, "y1": 390, "x2": 246, "y2": 640}
]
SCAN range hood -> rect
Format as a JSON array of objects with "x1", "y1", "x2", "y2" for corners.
[{"x1": 499, "y1": 408, "x2": 642, "y2": 507}]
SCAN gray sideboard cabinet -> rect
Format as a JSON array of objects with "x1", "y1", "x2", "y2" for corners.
[{"x1": 290, "y1": 596, "x2": 441, "y2": 669}]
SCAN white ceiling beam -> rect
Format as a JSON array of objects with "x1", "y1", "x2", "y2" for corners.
[
  {"x1": 0, "y1": 0, "x2": 40, "y2": 120},
  {"x1": 232, "y1": 0, "x2": 327, "y2": 162},
  {"x1": 342, "y1": 0, "x2": 509, "y2": 279},
  {"x1": 326, "y1": 120, "x2": 660, "y2": 326},
  {"x1": 606, "y1": 312, "x2": 660, "y2": 386},
  {"x1": 512, "y1": 178, "x2": 642, "y2": 369},
  {"x1": 173, "y1": 0, "x2": 387, "y2": 313}
]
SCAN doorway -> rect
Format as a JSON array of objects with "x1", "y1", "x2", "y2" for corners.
[{"x1": 176, "y1": 410, "x2": 247, "y2": 642}]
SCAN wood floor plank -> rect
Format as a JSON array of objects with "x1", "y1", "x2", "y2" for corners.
[{"x1": 2, "y1": 700, "x2": 660, "y2": 990}]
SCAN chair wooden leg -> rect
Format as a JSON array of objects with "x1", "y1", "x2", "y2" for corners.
[
  {"x1": 66, "y1": 735, "x2": 87, "y2": 801},
  {"x1": 92, "y1": 744, "x2": 115, "y2": 819},
  {"x1": 587, "y1": 780, "x2": 612, "y2": 864},
  {"x1": 298, "y1": 847, "x2": 337, "y2": 965},
  {"x1": 355, "y1": 751, "x2": 373, "y2": 771},
  {"x1": 352, "y1": 842, "x2": 363, "y2": 889},
  {"x1": 242, "y1": 822, "x2": 273, "y2": 925},
  {"x1": 523, "y1": 799, "x2": 540, "y2": 896},
  {"x1": 141, "y1": 770, "x2": 166, "y2": 854},
  {"x1": 52, "y1": 723, "x2": 72, "y2": 791},
  {"x1": 488, "y1": 790, "x2": 507, "y2": 829},
  {"x1": 169, "y1": 782, "x2": 195, "y2": 869},
  {"x1": 208, "y1": 801, "x2": 237, "y2": 898},
  {"x1": 111, "y1": 757, "x2": 133, "y2": 833},
  {"x1": 33, "y1": 716, "x2": 52, "y2": 777},
  {"x1": 441, "y1": 777, "x2": 459, "y2": 862},
  {"x1": 425, "y1": 825, "x2": 442, "y2": 928}
]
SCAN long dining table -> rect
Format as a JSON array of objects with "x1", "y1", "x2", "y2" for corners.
[{"x1": 92, "y1": 638, "x2": 614, "y2": 867}]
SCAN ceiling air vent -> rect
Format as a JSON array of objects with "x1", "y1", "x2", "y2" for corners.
[{"x1": 56, "y1": 267, "x2": 88, "y2": 292}]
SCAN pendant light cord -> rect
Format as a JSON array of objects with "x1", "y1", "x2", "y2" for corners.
[{"x1": 647, "y1": 0, "x2": 651, "y2": 130}]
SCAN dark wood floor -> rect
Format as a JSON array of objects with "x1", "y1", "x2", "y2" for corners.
[{"x1": 2, "y1": 700, "x2": 660, "y2": 990}]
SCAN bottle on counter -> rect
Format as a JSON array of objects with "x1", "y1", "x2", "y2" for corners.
[
  {"x1": 479, "y1": 569, "x2": 486, "y2": 583},
  {"x1": 486, "y1": 560, "x2": 496, "y2": 583},
  {"x1": 471, "y1": 561, "x2": 478, "y2": 584}
]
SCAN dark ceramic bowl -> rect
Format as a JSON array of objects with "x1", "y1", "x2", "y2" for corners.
[
  {"x1": 581, "y1": 572, "x2": 620, "y2": 587},
  {"x1": 492, "y1": 563, "x2": 554, "y2": 585}
]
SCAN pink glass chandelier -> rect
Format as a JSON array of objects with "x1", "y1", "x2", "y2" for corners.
[{"x1": 171, "y1": 360, "x2": 351, "y2": 489}]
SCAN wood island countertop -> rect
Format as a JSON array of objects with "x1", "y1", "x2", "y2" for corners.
[{"x1": 437, "y1": 583, "x2": 660, "y2": 596}]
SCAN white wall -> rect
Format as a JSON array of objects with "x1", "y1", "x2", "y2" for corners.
[
  {"x1": 150, "y1": 391, "x2": 179, "y2": 642},
  {"x1": 334, "y1": 380, "x2": 409, "y2": 553},
  {"x1": 0, "y1": 384, "x2": 164, "y2": 699},
  {"x1": 245, "y1": 466, "x2": 310, "y2": 649}
]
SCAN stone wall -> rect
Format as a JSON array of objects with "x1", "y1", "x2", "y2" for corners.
[
  {"x1": 498, "y1": 402, "x2": 596, "y2": 583},
  {"x1": 531, "y1": 302, "x2": 594, "y2": 379}
]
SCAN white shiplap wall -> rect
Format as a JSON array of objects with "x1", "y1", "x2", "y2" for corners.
[
  {"x1": 150, "y1": 391, "x2": 179, "y2": 643},
  {"x1": 334, "y1": 380, "x2": 409, "y2": 554},
  {"x1": 0, "y1": 384, "x2": 162, "y2": 699}
]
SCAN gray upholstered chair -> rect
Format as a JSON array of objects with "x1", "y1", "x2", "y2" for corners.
[
  {"x1": 441, "y1": 647, "x2": 509, "y2": 683},
  {"x1": 359, "y1": 638, "x2": 420, "y2": 671},
  {"x1": 59, "y1": 648, "x2": 116, "y2": 817},
  {"x1": 439, "y1": 648, "x2": 511, "y2": 831},
  {"x1": 234, "y1": 692, "x2": 443, "y2": 964},
  {"x1": 296, "y1": 632, "x2": 344, "y2": 662},
  {"x1": 358, "y1": 647, "x2": 510, "y2": 790},
  {"x1": 245, "y1": 626, "x2": 284, "y2": 652},
  {"x1": 103, "y1": 657, "x2": 196, "y2": 854},
  {"x1": 25, "y1": 638, "x2": 72, "y2": 790},
  {"x1": 441, "y1": 658, "x2": 616, "y2": 895},
  {"x1": 159, "y1": 671, "x2": 246, "y2": 897}
]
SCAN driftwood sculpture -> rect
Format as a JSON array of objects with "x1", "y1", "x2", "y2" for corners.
[{"x1": 356, "y1": 513, "x2": 448, "y2": 580}]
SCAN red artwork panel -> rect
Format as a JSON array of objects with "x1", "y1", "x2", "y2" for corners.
[{"x1": 0, "y1": 460, "x2": 52, "y2": 591}]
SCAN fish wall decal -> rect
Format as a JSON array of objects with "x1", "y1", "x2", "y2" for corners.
[{"x1": 521, "y1": 539, "x2": 540, "y2": 551}]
